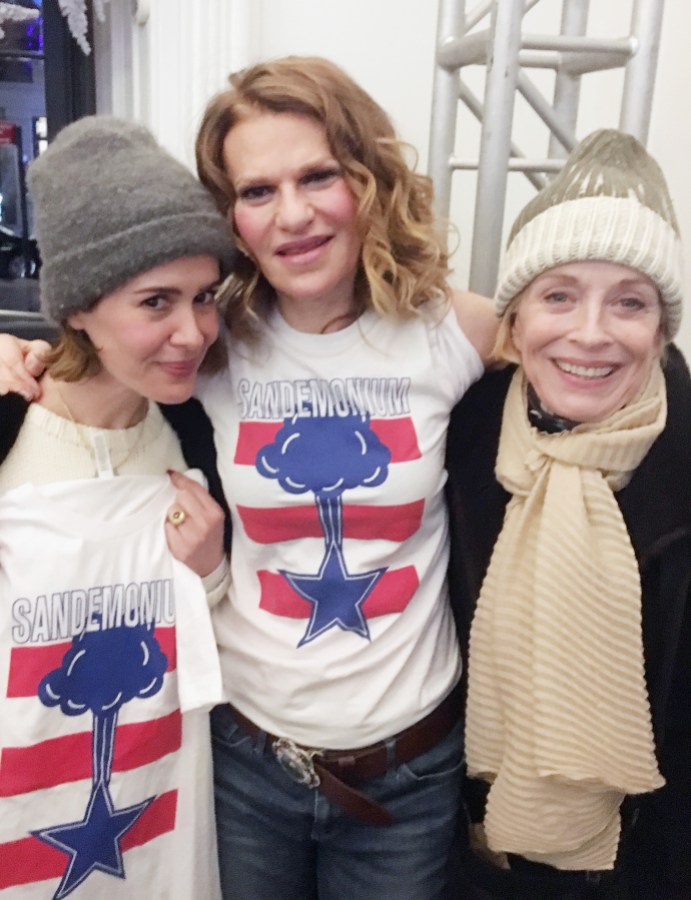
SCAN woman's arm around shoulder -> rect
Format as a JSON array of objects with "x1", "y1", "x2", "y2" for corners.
[{"x1": 450, "y1": 289, "x2": 497, "y2": 367}]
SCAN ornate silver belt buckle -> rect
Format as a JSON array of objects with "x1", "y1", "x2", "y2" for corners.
[{"x1": 273, "y1": 738, "x2": 321, "y2": 788}]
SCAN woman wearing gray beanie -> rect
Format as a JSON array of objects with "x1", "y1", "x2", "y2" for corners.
[{"x1": 0, "y1": 116, "x2": 234, "y2": 898}]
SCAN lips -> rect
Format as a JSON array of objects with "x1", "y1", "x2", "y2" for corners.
[
  {"x1": 275, "y1": 235, "x2": 331, "y2": 256},
  {"x1": 159, "y1": 360, "x2": 200, "y2": 378},
  {"x1": 555, "y1": 360, "x2": 616, "y2": 379}
]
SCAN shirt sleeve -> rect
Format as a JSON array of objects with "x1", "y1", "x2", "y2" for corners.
[
  {"x1": 202, "y1": 554, "x2": 231, "y2": 609},
  {"x1": 427, "y1": 303, "x2": 485, "y2": 403}
]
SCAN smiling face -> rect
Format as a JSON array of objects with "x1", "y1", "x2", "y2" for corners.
[
  {"x1": 222, "y1": 111, "x2": 362, "y2": 332},
  {"x1": 68, "y1": 255, "x2": 220, "y2": 405},
  {"x1": 511, "y1": 261, "x2": 663, "y2": 423}
]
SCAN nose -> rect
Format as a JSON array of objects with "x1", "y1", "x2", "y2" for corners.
[
  {"x1": 570, "y1": 298, "x2": 611, "y2": 346},
  {"x1": 275, "y1": 185, "x2": 313, "y2": 231},
  {"x1": 169, "y1": 305, "x2": 208, "y2": 350}
]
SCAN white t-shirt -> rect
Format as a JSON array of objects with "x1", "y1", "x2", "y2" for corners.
[
  {"x1": 0, "y1": 476, "x2": 222, "y2": 899},
  {"x1": 200, "y1": 305, "x2": 483, "y2": 748}
]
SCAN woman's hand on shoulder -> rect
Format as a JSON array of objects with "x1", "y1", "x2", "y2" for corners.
[
  {"x1": 0, "y1": 334, "x2": 50, "y2": 400},
  {"x1": 165, "y1": 469, "x2": 227, "y2": 579},
  {"x1": 450, "y1": 289, "x2": 497, "y2": 367}
]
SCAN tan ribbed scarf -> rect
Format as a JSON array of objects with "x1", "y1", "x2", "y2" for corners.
[{"x1": 465, "y1": 365, "x2": 667, "y2": 871}]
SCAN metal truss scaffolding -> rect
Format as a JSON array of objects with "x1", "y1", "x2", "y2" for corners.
[{"x1": 428, "y1": 0, "x2": 665, "y2": 296}]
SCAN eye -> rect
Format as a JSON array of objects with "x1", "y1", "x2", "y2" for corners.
[
  {"x1": 141, "y1": 294, "x2": 168, "y2": 310},
  {"x1": 237, "y1": 183, "x2": 273, "y2": 204},
  {"x1": 301, "y1": 167, "x2": 341, "y2": 188},
  {"x1": 193, "y1": 289, "x2": 217, "y2": 306},
  {"x1": 618, "y1": 296, "x2": 647, "y2": 312},
  {"x1": 545, "y1": 291, "x2": 570, "y2": 304}
]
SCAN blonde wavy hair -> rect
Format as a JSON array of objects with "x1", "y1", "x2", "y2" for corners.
[{"x1": 196, "y1": 56, "x2": 450, "y2": 341}]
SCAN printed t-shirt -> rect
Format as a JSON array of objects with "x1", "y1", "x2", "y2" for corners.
[
  {"x1": 0, "y1": 475, "x2": 222, "y2": 899},
  {"x1": 199, "y1": 305, "x2": 483, "y2": 748}
]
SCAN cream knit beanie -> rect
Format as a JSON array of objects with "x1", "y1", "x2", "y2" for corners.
[{"x1": 495, "y1": 129, "x2": 683, "y2": 339}]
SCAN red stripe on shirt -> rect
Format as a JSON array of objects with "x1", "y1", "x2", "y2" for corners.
[
  {"x1": 238, "y1": 499, "x2": 424, "y2": 545},
  {"x1": 234, "y1": 418, "x2": 421, "y2": 465},
  {"x1": 7, "y1": 627, "x2": 176, "y2": 699},
  {"x1": 258, "y1": 566, "x2": 419, "y2": 618},
  {"x1": 369, "y1": 418, "x2": 421, "y2": 461},
  {"x1": 0, "y1": 710, "x2": 182, "y2": 797},
  {"x1": 122, "y1": 787, "x2": 177, "y2": 850},
  {"x1": 0, "y1": 789, "x2": 177, "y2": 889}
]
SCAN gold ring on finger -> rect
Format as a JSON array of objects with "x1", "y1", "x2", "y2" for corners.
[{"x1": 167, "y1": 507, "x2": 188, "y2": 527}]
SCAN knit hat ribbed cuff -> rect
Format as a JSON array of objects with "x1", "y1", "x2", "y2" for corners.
[
  {"x1": 496, "y1": 195, "x2": 684, "y2": 339},
  {"x1": 43, "y1": 210, "x2": 234, "y2": 321}
]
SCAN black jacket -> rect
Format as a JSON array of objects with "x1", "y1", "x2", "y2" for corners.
[
  {"x1": 0, "y1": 393, "x2": 232, "y2": 552},
  {"x1": 445, "y1": 346, "x2": 691, "y2": 893}
]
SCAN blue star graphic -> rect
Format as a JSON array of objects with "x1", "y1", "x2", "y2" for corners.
[
  {"x1": 282, "y1": 542, "x2": 386, "y2": 645},
  {"x1": 32, "y1": 780, "x2": 153, "y2": 898}
]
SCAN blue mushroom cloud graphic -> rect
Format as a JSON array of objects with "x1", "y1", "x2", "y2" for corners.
[
  {"x1": 257, "y1": 408, "x2": 392, "y2": 645},
  {"x1": 32, "y1": 619, "x2": 168, "y2": 899}
]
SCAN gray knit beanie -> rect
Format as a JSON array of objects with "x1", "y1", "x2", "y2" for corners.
[
  {"x1": 495, "y1": 129, "x2": 683, "y2": 339},
  {"x1": 28, "y1": 115, "x2": 236, "y2": 322}
]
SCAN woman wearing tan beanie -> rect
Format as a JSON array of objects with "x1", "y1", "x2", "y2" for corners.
[{"x1": 447, "y1": 130, "x2": 691, "y2": 898}]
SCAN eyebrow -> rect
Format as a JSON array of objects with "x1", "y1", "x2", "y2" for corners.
[
  {"x1": 537, "y1": 273, "x2": 579, "y2": 286},
  {"x1": 616, "y1": 278, "x2": 658, "y2": 290},
  {"x1": 538, "y1": 274, "x2": 655, "y2": 290},
  {"x1": 132, "y1": 280, "x2": 220, "y2": 296},
  {"x1": 234, "y1": 157, "x2": 339, "y2": 189}
]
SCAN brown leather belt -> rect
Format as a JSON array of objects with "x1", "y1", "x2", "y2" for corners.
[{"x1": 227, "y1": 685, "x2": 461, "y2": 827}]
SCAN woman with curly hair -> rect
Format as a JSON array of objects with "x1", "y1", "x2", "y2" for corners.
[
  {"x1": 3, "y1": 56, "x2": 496, "y2": 899},
  {"x1": 194, "y1": 55, "x2": 496, "y2": 899}
]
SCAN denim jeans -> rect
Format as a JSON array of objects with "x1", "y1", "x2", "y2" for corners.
[{"x1": 210, "y1": 704, "x2": 464, "y2": 900}]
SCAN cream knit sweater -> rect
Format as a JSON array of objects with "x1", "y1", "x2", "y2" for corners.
[{"x1": 0, "y1": 402, "x2": 228, "y2": 606}]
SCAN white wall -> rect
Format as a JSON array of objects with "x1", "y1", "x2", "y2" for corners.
[{"x1": 100, "y1": 0, "x2": 691, "y2": 358}]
